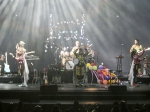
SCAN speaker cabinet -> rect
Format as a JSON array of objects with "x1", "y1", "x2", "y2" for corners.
[{"x1": 108, "y1": 85, "x2": 127, "y2": 92}]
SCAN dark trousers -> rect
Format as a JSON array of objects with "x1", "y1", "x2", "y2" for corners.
[
  {"x1": 133, "y1": 64, "x2": 140, "y2": 84},
  {"x1": 19, "y1": 63, "x2": 25, "y2": 83}
]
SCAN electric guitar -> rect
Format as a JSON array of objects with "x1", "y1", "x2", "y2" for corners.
[
  {"x1": 131, "y1": 47, "x2": 150, "y2": 59},
  {"x1": 4, "y1": 52, "x2": 10, "y2": 73}
]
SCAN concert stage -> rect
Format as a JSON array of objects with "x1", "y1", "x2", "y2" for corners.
[
  {"x1": 0, "y1": 74, "x2": 150, "y2": 111},
  {"x1": 0, "y1": 72, "x2": 150, "y2": 101}
]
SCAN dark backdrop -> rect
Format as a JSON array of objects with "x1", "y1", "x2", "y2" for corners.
[{"x1": 0, "y1": 0, "x2": 150, "y2": 73}]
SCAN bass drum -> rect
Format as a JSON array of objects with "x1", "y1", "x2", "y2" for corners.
[{"x1": 65, "y1": 60, "x2": 75, "y2": 70}]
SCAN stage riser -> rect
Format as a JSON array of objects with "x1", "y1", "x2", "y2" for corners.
[
  {"x1": 0, "y1": 91, "x2": 149, "y2": 101},
  {"x1": 39, "y1": 95, "x2": 147, "y2": 100},
  {"x1": 0, "y1": 92, "x2": 40, "y2": 102}
]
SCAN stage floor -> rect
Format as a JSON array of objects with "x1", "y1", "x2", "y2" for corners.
[
  {"x1": 0, "y1": 82, "x2": 150, "y2": 92},
  {"x1": 0, "y1": 74, "x2": 150, "y2": 105},
  {"x1": 0, "y1": 83, "x2": 150, "y2": 104},
  {"x1": 0, "y1": 81, "x2": 150, "y2": 92}
]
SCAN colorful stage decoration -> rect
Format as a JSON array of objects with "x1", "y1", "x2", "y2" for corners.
[{"x1": 86, "y1": 62, "x2": 120, "y2": 84}]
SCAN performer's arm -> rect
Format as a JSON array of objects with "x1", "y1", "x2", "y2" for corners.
[
  {"x1": 138, "y1": 48, "x2": 146, "y2": 57},
  {"x1": 73, "y1": 49, "x2": 78, "y2": 56},
  {"x1": 84, "y1": 48, "x2": 89, "y2": 56},
  {"x1": 130, "y1": 45, "x2": 134, "y2": 53},
  {"x1": 140, "y1": 45, "x2": 143, "y2": 51}
]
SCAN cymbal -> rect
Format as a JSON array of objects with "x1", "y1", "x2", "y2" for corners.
[
  {"x1": 54, "y1": 45, "x2": 62, "y2": 49},
  {"x1": 115, "y1": 55, "x2": 124, "y2": 58}
]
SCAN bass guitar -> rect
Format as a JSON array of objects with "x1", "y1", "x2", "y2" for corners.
[{"x1": 131, "y1": 47, "x2": 150, "y2": 59}]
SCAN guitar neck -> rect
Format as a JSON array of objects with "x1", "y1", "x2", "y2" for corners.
[
  {"x1": 25, "y1": 51, "x2": 35, "y2": 55},
  {"x1": 5, "y1": 53, "x2": 8, "y2": 64}
]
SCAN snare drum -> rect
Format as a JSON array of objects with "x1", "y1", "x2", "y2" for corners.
[{"x1": 65, "y1": 60, "x2": 75, "y2": 70}]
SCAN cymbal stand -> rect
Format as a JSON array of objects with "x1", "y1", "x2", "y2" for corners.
[{"x1": 54, "y1": 48, "x2": 59, "y2": 65}]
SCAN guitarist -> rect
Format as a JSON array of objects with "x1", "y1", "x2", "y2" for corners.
[
  {"x1": 130, "y1": 39, "x2": 143, "y2": 60},
  {"x1": 130, "y1": 39, "x2": 143, "y2": 77},
  {"x1": 15, "y1": 41, "x2": 29, "y2": 87},
  {"x1": 132, "y1": 48, "x2": 146, "y2": 86}
]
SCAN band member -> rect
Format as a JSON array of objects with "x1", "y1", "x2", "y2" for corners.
[
  {"x1": 15, "y1": 41, "x2": 29, "y2": 87},
  {"x1": 129, "y1": 48, "x2": 146, "y2": 86},
  {"x1": 130, "y1": 39, "x2": 144, "y2": 75},
  {"x1": 130, "y1": 39, "x2": 143, "y2": 60},
  {"x1": 74, "y1": 47, "x2": 89, "y2": 87}
]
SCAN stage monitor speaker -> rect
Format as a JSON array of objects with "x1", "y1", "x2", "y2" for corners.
[
  {"x1": 108, "y1": 85, "x2": 127, "y2": 92},
  {"x1": 40, "y1": 85, "x2": 58, "y2": 92},
  {"x1": 19, "y1": 92, "x2": 39, "y2": 102}
]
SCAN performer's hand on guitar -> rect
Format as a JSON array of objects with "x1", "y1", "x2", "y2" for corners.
[{"x1": 9, "y1": 53, "x2": 15, "y2": 58}]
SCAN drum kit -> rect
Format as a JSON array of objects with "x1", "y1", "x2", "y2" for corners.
[
  {"x1": 60, "y1": 50, "x2": 78, "y2": 70},
  {"x1": 57, "y1": 45, "x2": 95, "y2": 70}
]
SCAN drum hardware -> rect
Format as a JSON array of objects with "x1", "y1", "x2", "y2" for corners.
[{"x1": 54, "y1": 45, "x2": 63, "y2": 50}]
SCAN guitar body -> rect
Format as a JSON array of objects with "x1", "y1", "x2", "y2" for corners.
[{"x1": 4, "y1": 63, "x2": 10, "y2": 73}]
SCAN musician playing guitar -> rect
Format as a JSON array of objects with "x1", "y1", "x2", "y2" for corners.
[
  {"x1": 15, "y1": 41, "x2": 30, "y2": 87},
  {"x1": 132, "y1": 48, "x2": 146, "y2": 86},
  {"x1": 130, "y1": 39, "x2": 144, "y2": 76},
  {"x1": 130, "y1": 39, "x2": 143, "y2": 60}
]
